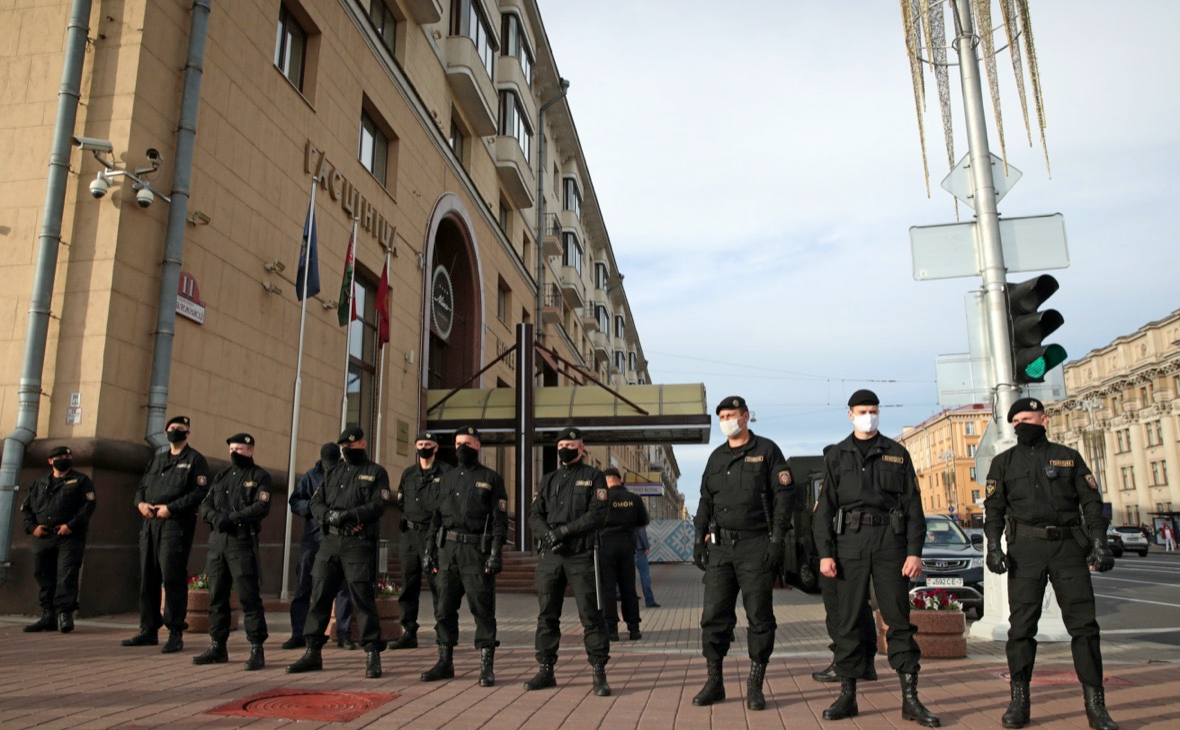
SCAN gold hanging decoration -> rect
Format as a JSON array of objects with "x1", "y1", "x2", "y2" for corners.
[
  {"x1": 972, "y1": 0, "x2": 1007, "y2": 172},
  {"x1": 1016, "y1": 0, "x2": 1050, "y2": 175},
  {"x1": 999, "y1": 0, "x2": 1032, "y2": 147},
  {"x1": 902, "y1": 0, "x2": 930, "y2": 196}
]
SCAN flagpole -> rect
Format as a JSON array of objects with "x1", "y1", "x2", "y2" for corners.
[
  {"x1": 374, "y1": 246, "x2": 391, "y2": 463},
  {"x1": 281, "y1": 177, "x2": 318, "y2": 602},
  {"x1": 340, "y1": 217, "x2": 359, "y2": 430}
]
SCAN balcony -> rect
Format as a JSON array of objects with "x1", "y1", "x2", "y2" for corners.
[
  {"x1": 590, "y1": 329, "x2": 610, "y2": 358},
  {"x1": 541, "y1": 212, "x2": 561, "y2": 258},
  {"x1": 542, "y1": 284, "x2": 562, "y2": 327},
  {"x1": 496, "y1": 56, "x2": 537, "y2": 126},
  {"x1": 558, "y1": 208, "x2": 583, "y2": 243},
  {"x1": 580, "y1": 304, "x2": 599, "y2": 332},
  {"x1": 405, "y1": 0, "x2": 443, "y2": 24},
  {"x1": 559, "y1": 264, "x2": 585, "y2": 309},
  {"x1": 445, "y1": 36, "x2": 496, "y2": 136},
  {"x1": 494, "y1": 137, "x2": 536, "y2": 208}
]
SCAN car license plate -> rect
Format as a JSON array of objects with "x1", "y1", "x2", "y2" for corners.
[{"x1": 926, "y1": 577, "x2": 963, "y2": 587}]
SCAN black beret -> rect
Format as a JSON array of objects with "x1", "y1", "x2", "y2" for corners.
[
  {"x1": 337, "y1": 426, "x2": 364, "y2": 444},
  {"x1": 557, "y1": 426, "x2": 582, "y2": 441},
  {"x1": 1007, "y1": 397, "x2": 1045, "y2": 423},
  {"x1": 715, "y1": 396, "x2": 747, "y2": 415},
  {"x1": 166, "y1": 415, "x2": 191, "y2": 428},
  {"x1": 847, "y1": 389, "x2": 880, "y2": 407},
  {"x1": 455, "y1": 425, "x2": 481, "y2": 439},
  {"x1": 320, "y1": 443, "x2": 340, "y2": 462},
  {"x1": 48, "y1": 446, "x2": 72, "y2": 459},
  {"x1": 226, "y1": 432, "x2": 254, "y2": 446},
  {"x1": 414, "y1": 431, "x2": 438, "y2": 443}
]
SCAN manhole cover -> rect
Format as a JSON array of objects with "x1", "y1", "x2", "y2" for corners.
[
  {"x1": 207, "y1": 688, "x2": 399, "y2": 722},
  {"x1": 997, "y1": 671, "x2": 1129, "y2": 688}
]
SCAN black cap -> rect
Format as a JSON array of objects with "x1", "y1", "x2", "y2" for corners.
[
  {"x1": 847, "y1": 389, "x2": 880, "y2": 408},
  {"x1": 603, "y1": 467, "x2": 622, "y2": 481},
  {"x1": 1007, "y1": 397, "x2": 1045, "y2": 423},
  {"x1": 715, "y1": 396, "x2": 747, "y2": 415},
  {"x1": 320, "y1": 443, "x2": 340, "y2": 462},
  {"x1": 226, "y1": 432, "x2": 254, "y2": 446},
  {"x1": 337, "y1": 426, "x2": 364, "y2": 444},
  {"x1": 556, "y1": 426, "x2": 583, "y2": 442},
  {"x1": 455, "y1": 425, "x2": 481, "y2": 439},
  {"x1": 166, "y1": 415, "x2": 191, "y2": 428},
  {"x1": 414, "y1": 431, "x2": 438, "y2": 443},
  {"x1": 48, "y1": 446, "x2": 72, "y2": 459}
]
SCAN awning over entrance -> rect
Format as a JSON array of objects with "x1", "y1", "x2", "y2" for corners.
[
  {"x1": 625, "y1": 471, "x2": 665, "y2": 497},
  {"x1": 426, "y1": 383, "x2": 710, "y2": 445}
]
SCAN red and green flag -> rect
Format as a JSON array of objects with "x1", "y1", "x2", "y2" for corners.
[{"x1": 337, "y1": 227, "x2": 357, "y2": 327}]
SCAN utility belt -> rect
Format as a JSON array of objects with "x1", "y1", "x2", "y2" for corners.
[
  {"x1": 404, "y1": 519, "x2": 431, "y2": 531},
  {"x1": 1009, "y1": 521, "x2": 1085, "y2": 542},
  {"x1": 715, "y1": 526, "x2": 768, "y2": 543},
  {"x1": 834, "y1": 508, "x2": 905, "y2": 535},
  {"x1": 444, "y1": 530, "x2": 482, "y2": 545},
  {"x1": 323, "y1": 523, "x2": 372, "y2": 537},
  {"x1": 213, "y1": 523, "x2": 258, "y2": 537}
]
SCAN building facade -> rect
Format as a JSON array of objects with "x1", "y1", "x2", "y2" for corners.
[
  {"x1": 1047, "y1": 309, "x2": 1180, "y2": 531},
  {"x1": 0, "y1": 0, "x2": 681, "y2": 614},
  {"x1": 899, "y1": 404, "x2": 992, "y2": 527}
]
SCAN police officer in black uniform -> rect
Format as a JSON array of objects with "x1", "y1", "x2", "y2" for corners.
[
  {"x1": 599, "y1": 467, "x2": 649, "y2": 642},
  {"x1": 193, "y1": 433, "x2": 272, "y2": 670},
  {"x1": 390, "y1": 430, "x2": 449, "y2": 650},
  {"x1": 123, "y1": 415, "x2": 210, "y2": 653},
  {"x1": 984, "y1": 398, "x2": 1118, "y2": 730},
  {"x1": 524, "y1": 426, "x2": 611, "y2": 696},
  {"x1": 286, "y1": 427, "x2": 390, "y2": 679},
  {"x1": 21, "y1": 446, "x2": 96, "y2": 634},
  {"x1": 419, "y1": 425, "x2": 507, "y2": 686},
  {"x1": 692, "y1": 396, "x2": 791, "y2": 711},
  {"x1": 814, "y1": 389, "x2": 938, "y2": 727}
]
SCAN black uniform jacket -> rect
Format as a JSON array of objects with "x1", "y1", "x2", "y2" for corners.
[
  {"x1": 693, "y1": 432, "x2": 792, "y2": 538},
  {"x1": 529, "y1": 461, "x2": 609, "y2": 549},
  {"x1": 133, "y1": 444, "x2": 210, "y2": 517},
  {"x1": 310, "y1": 455, "x2": 390, "y2": 539},
  {"x1": 431, "y1": 461, "x2": 508, "y2": 540},
  {"x1": 601, "y1": 485, "x2": 650, "y2": 538},
  {"x1": 22, "y1": 469, "x2": 96, "y2": 533},
  {"x1": 398, "y1": 460, "x2": 450, "y2": 524},
  {"x1": 200, "y1": 461, "x2": 272, "y2": 531},
  {"x1": 984, "y1": 439, "x2": 1106, "y2": 544}
]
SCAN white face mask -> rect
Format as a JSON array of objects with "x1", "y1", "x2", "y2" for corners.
[
  {"x1": 853, "y1": 413, "x2": 879, "y2": 435},
  {"x1": 719, "y1": 418, "x2": 743, "y2": 438}
]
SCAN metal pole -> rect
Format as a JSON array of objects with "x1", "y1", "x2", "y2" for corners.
[
  {"x1": 374, "y1": 246, "x2": 391, "y2": 464},
  {"x1": 340, "y1": 218, "x2": 358, "y2": 430},
  {"x1": 281, "y1": 178, "x2": 318, "y2": 602},
  {"x1": 515, "y1": 323, "x2": 535, "y2": 551}
]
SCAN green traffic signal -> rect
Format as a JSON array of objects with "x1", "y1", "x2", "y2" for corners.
[
  {"x1": 1017, "y1": 343, "x2": 1068, "y2": 381},
  {"x1": 1006, "y1": 275, "x2": 1066, "y2": 384}
]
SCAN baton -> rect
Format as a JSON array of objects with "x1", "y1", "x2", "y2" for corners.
[{"x1": 593, "y1": 534, "x2": 603, "y2": 612}]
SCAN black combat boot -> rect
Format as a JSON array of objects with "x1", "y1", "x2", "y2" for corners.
[
  {"x1": 823, "y1": 678, "x2": 858, "y2": 720},
  {"x1": 607, "y1": 625, "x2": 620, "y2": 642},
  {"x1": 389, "y1": 628, "x2": 418, "y2": 650},
  {"x1": 285, "y1": 645, "x2": 323, "y2": 673},
  {"x1": 627, "y1": 623, "x2": 642, "y2": 641},
  {"x1": 1002, "y1": 681, "x2": 1030, "y2": 728},
  {"x1": 812, "y1": 661, "x2": 839, "y2": 683},
  {"x1": 524, "y1": 661, "x2": 557, "y2": 691},
  {"x1": 747, "y1": 662, "x2": 767, "y2": 711},
  {"x1": 58, "y1": 611, "x2": 75, "y2": 633},
  {"x1": 121, "y1": 628, "x2": 158, "y2": 646},
  {"x1": 691, "y1": 660, "x2": 725, "y2": 706},
  {"x1": 161, "y1": 631, "x2": 184, "y2": 654},
  {"x1": 591, "y1": 661, "x2": 611, "y2": 697},
  {"x1": 192, "y1": 641, "x2": 228, "y2": 665},
  {"x1": 366, "y1": 649, "x2": 382, "y2": 679},
  {"x1": 1083, "y1": 685, "x2": 1119, "y2": 730},
  {"x1": 479, "y1": 647, "x2": 495, "y2": 687},
  {"x1": 899, "y1": 672, "x2": 940, "y2": 727},
  {"x1": 244, "y1": 644, "x2": 265, "y2": 671},
  {"x1": 337, "y1": 636, "x2": 358, "y2": 650},
  {"x1": 420, "y1": 645, "x2": 454, "y2": 681},
  {"x1": 280, "y1": 636, "x2": 305, "y2": 650},
  {"x1": 24, "y1": 610, "x2": 56, "y2": 633}
]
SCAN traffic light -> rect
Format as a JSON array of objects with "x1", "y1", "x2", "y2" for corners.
[{"x1": 1006, "y1": 274, "x2": 1067, "y2": 383}]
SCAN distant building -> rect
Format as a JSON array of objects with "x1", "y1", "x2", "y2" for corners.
[{"x1": 899, "y1": 404, "x2": 992, "y2": 527}]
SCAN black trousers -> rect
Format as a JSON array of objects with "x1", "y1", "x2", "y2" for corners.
[
  {"x1": 832, "y1": 523, "x2": 919, "y2": 677},
  {"x1": 398, "y1": 526, "x2": 438, "y2": 632},
  {"x1": 303, "y1": 533, "x2": 383, "y2": 651},
  {"x1": 205, "y1": 531, "x2": 268, "y2": 644},
  {"x1": 700, "y1": 534, "x2": 776, "y2": 663},
  {"x1": 289, "y1": 536, "x2": 353, "y2": 637},
  {"x1": 434, "y1": 541, "x2": 496, "y2": 649},
  {"x1": 599, "y1": 533, "x2": 640, "y2": 628},
  {"x1": 137, "y1": 516, "x2": 196, "y2": 633},
  {"x1": 820, "y1": 572, "x2": 877, "y2": 660},
  {"x1": 534, "y1": 548, "x2": 609, "y2": 665},
  {"x1": 1006, "y1": 533, "x2": 1103, "y2": 685},
  {"x1": 31, "y1": 533, "x2": 86, "y2": 612}
]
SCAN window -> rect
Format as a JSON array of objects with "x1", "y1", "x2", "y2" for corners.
[
  {"x1": 1121, "y1": 466, "x2": 1136, "y2": 491},
  {"x1": 501, "y1": 12, "x2": 533, "y2": 85},
  {"x1": 614, "y1": 351, "x2": 626, "y2": 372},
  {"x1": 965, "y1": 421, "x2": 976, "y2": 436},
  {"x1": 1146, "y1": 421, "x2": 1158, "y2": 447},
  {"x1": 595, "y1": 305, "x2": 609, "y2": 332},
  {"x1": 497, "y1": 278, "x2": 511, "y2": 323},
  {"x1": 451, "y1": 0, "x2": 496, "y2": 79},
  {"x1": 969, "y1": 466, "x2": 977, "y2": 482},
  {"x1": 628, "y1": 351, "x2": 637, "y2": 372},
  {"x1": 1126, "y1": 506, "x2": 1136, "y2": 525},
  {"x1": 498, "y1": 201, "x2": 509, "y2": 234},
  {"x1": 614, "y1": 315, "x2": 625, "y2": 339},
  {"x1": 346, "y1": 272, "x2": 380, "y2": 440},
  {"x1": 449, "y1": 114, "x2": 467, "y2": 163},
  {"x1": 1155, "y1": 420, "x2": 1164, "y2": 445},
  {"x1": 275, "y1": 4, "x2": 308, "y2": 90},
  {"x1": 1116, "y1": 430, "x2": 1126, "y2": 452},
  {"x1": 366, "y1": 0, "x2": 397, "y2": 55},
  {"x1": 971, "y1": 489, "x2": 981, "y2": 503},
  {"x1": 594, "y1": 262, "x2": 608, "y2": 291},
  {"x1": 359, "y1": 110, "x2": 389, "y2": 185},
  {"x1": 562, "y1": 232, "x2": 582, "y2": 274},
  {"x1": 563, "y1": 178, "x2": 582, "y2": 219},
  {"x1": 967, "y1": 444, "x2": 977, "y2": 458},
  {"x1": 498, "y1": 90, "x2": 532, "y2": 161},
  {"x1": 1141, "y1": 384, "x2": 1154, "y2": 405},
  {"x1": 1152, "y1": 460, "x2": 1170, "y2": 486}
]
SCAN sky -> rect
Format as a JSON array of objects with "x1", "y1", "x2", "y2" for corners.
[{"x1": 538, "y1": 0, "x2": 1180, "y2": 516}]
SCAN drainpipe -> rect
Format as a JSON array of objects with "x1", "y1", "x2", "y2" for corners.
[
  {"x1": 532, "y1": 78, "x2": 569, "y2": 347},
  {"x1": 0, "y1": 0, "x2": 93, "y2": 585},
  {"x1": 144, "y1": 0, "x2": 211, "y2": 448}
]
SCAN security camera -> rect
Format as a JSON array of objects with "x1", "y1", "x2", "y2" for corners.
[
  {"x1": 145, "y1": 148, "x2": 161, "y2": 162},
  {"x1": 89, "y1": 173, "x2": 109, "y2": 199},
  {"x1": 135, "y1": 186, "x2": 155, "y2": 208},
  {"x1": 73, "y1": 136, "x2": 114, "y2": 153}
]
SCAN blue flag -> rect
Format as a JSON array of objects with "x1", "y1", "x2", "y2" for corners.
[{"x1": 295, "y1": 199, "x2": 320, "y2": 300}]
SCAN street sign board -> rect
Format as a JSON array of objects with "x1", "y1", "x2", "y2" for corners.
[
  {"x1": 911, "y1": 213, "x2": 1069, "y2": 281},
  {"x1": 936, "y1": 353, "x2": 993, "y2": 406},
  {"x1": 941, "y1": 152, "x2": 1022, "y2": 209}
]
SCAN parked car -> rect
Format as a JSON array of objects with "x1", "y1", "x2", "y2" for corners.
[
  {"x1": 913, "y1": 515, "x2": 985, "y2": 618},
  {"x1": 1108, "y1": 525, "x2": 1149, "y2": 557}
]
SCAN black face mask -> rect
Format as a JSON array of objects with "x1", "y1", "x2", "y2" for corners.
[
  {"x1": 52, "y1": 459, "x2": 72, "y2": 473},
  {"x1": 558, "y1": 447, "x2": 580, "y2": 465},
  {"x1": 416, "y1": 447, "x2": 436, "y2": 460},
  {"x1": 456, "y1": 444, "x2": 479, "y2": 466},
  {"x1": 230, "y1": 452, "x2": 253, "y2": 468},
  {"x1": 342, "y1": 447, "x2": 367, "y2": 465},
  {"x1": 166, "y1": 429, "x2": 188, "y2": 443},
  {"x1": 1014, "y1": 422, "x2": 1047, "y2": 446}
]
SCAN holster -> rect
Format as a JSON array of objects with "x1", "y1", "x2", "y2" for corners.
[
  {"x1": 436, "y1": 528, "x2": 447, "y2": 549},
  {"x1": 1073, "y1": 526, "x2": 1091, "y2": 550},
  {"x1": 890, "y1": 509, "x2": 905, "y2": 536},
  {"x1": 834, "y1": 508, "x2": 846, "y2": 535}
]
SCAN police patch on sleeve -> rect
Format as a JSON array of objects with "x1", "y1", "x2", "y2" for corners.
[
  {"x1": 778, "y1": 470, "x2": 792, "y2": 486},
  {"x1": 1085, "y1": 474, "x2": 1098, "y2": 490},
  {"x1": 85, "y1": 491, "x2": 95, "y2": 501},
  {"x1": 197, "y1": 475, "x2": 207, "y2": 486},
  {"x1": 381, "y1": 489, "x2": 392, "y2": 501},
  {"x1": 986, "y1": 479, "x2": 997, "y2": 498},
  {"x1": 595, "y1": 488, "x2": 607, "y2": 502},
  {"x1": 258, "y1": 491, "x2": 270, "y2": 502}
]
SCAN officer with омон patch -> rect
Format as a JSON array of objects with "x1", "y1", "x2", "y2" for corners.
[
  {"x1": 419, "y1": 425, "x2": 507, "y2": 687},
  {"x1": 286, "y1": 426, "x2": 390, "y2": 679},
  {"x1": 21, "y1": 446, "x2": 96, "y2": 634},
  {"x1": 193, "y1": 433, "x2": 272, "y2": 670},
  {"x1": 123, "y1": 415, "x2": 210, "y2": 654},
  {"x1": 524, "y1": 425, "x2": 612, "y2": 696},
  {"x1": 390, "y1": 430, "x2": 450, "y2": 650},
  {"x1": 691, "y1": 396, "x2": 791, "y2": 712},
  {"x1": 814, "y1": 389, "x2": 939, "y2": 727},
  {"x1": 984, "y1": 398, "x2": 1118, "y2": 730},
  {"x1": 598, "y1": 467, "x2": 649, "y2": 642}
]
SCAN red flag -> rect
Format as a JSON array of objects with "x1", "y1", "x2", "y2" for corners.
[
  {"x1": 337, "y1": 227, "x2": 358, "y2": 327},
  {"x1": 376, "y1": 255, "x2": 390, "y2": 347}
]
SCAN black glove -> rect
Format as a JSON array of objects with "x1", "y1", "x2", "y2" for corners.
[
  {"x1": 398, "y1": 517, "x2": 409, "y2": 533},
  {"x1": 541, "y1": 525, "x2": 570, "y2": 550},
  {"x1": 986, "y1": 548, "x2": 1008, "y2": 574},
  {"x1": 423, "y1": 549, "x2": 438, "y2": 575},
  {"x1": 485, "y1": 538, "x2": 504, "y2": 575},
  {"x1": 214, "y1": 513, "x2": 233, "y2": 532},
  {"x1": 327, "y1": 510, "x2": 347, "y2": 528},
  {"x1": 766, "y1": 536, "x2": 785, "y2": 573},
  {"x1": 693, "y1": 540, "x2": 709, "y2": 571},
  {"x1": 1088, "y1": 538, "x2": 1114, "y2": 572}
]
